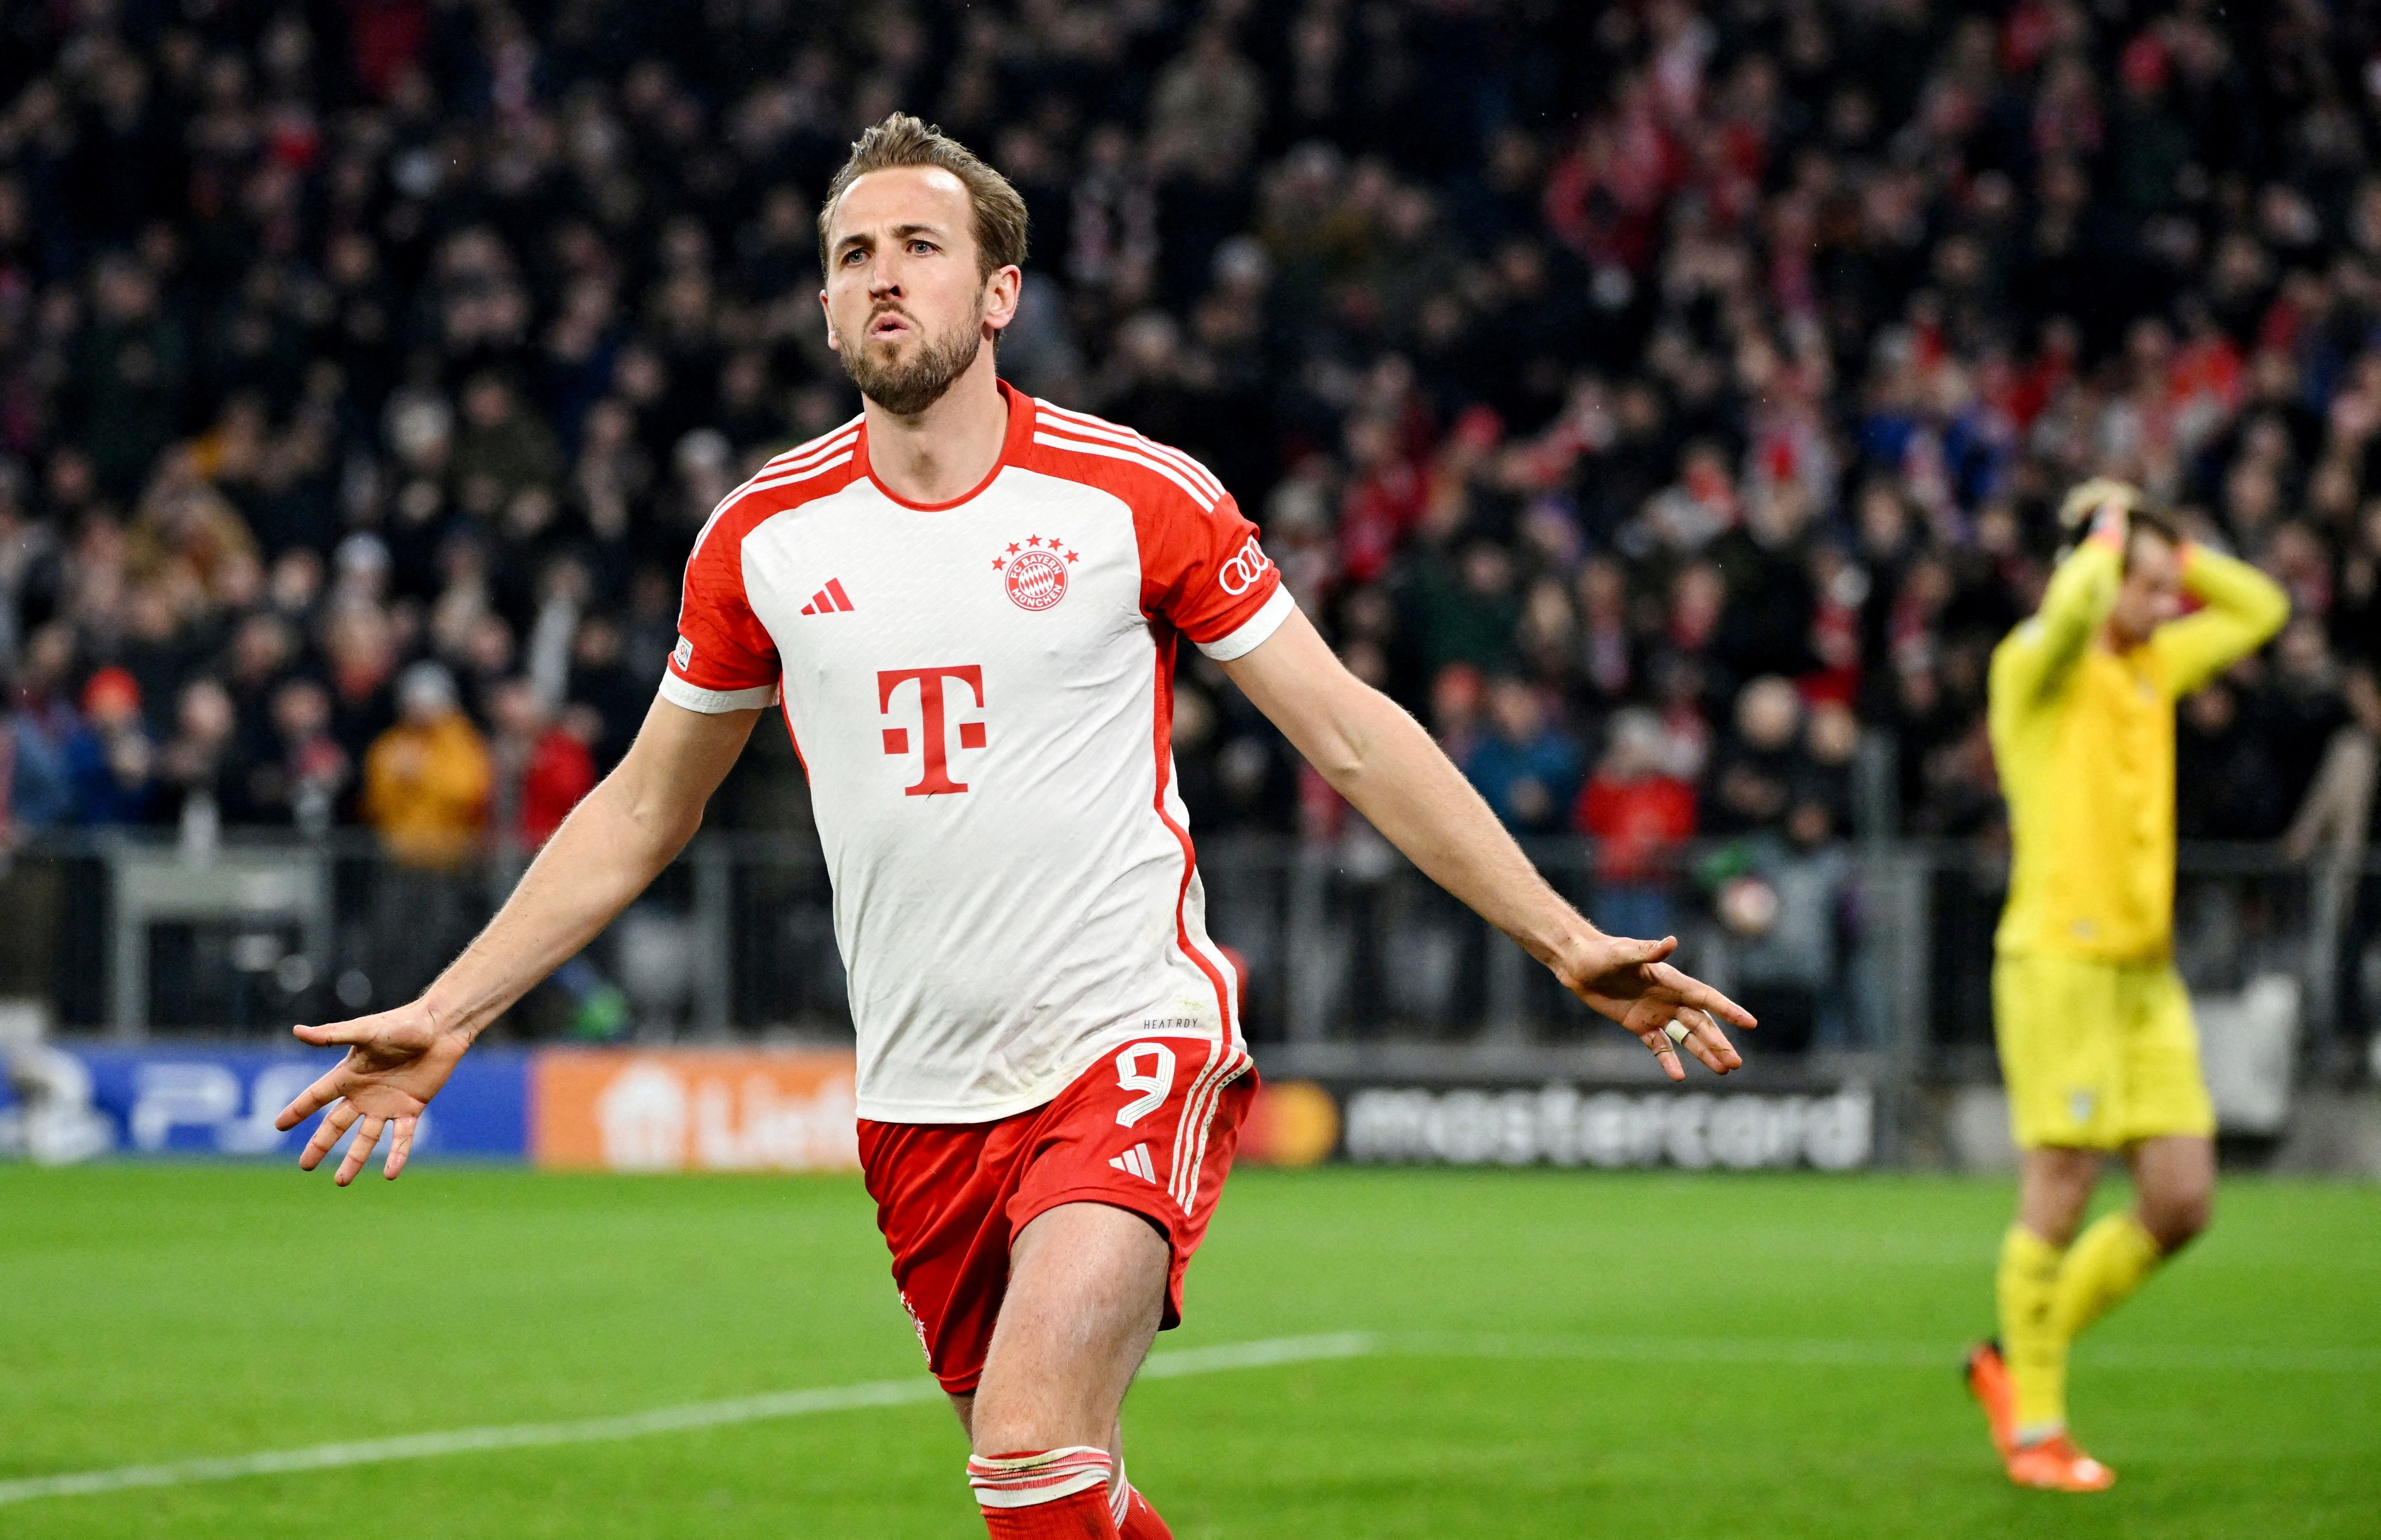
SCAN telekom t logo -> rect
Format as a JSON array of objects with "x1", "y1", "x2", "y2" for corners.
[{"x1": 878, "y1": 665, "x2": 987, "y2": 796}]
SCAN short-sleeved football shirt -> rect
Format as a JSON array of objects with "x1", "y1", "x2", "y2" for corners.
[{"x1": 663, "y1": 381, "x2": 1291, "y2": 1122}]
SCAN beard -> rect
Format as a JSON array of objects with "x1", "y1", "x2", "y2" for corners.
[{"x1": 840, "y1": 304, "x2": 985, "y2": 416}]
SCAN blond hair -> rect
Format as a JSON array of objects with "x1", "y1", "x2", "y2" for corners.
[{"x1": 817, "y1": 114, "x2": 1028, "y2": 279}]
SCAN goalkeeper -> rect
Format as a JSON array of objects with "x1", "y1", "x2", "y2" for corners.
[{"x1": 1964, "y1": 480, "x2": 2287, "y2": 1491}]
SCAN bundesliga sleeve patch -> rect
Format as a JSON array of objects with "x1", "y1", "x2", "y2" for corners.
[{"x1": 672, "y1": 636, "x2": 695, "y2": 670}]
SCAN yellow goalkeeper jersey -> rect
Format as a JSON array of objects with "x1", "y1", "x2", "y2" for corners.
[{"x1": 1987, "y1": 538, "x2": 2288, "y2": 963}]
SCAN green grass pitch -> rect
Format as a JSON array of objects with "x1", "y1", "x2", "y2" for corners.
[{"x1": 2, "y1": 1163, "x2": 2376, "y2": 1538}]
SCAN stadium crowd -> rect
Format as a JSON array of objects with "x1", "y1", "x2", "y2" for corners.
[{"x1": 0, "y1": 0, "x2": 2377, "y2": 896}]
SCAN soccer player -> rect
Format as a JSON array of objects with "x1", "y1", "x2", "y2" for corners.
[
  {"x1": 273, "y1": 115, "x2": 1753, "y2": 1540},
  {"x1": 1964, "y1": 480, "x2": 2287, "y2": 1491}
]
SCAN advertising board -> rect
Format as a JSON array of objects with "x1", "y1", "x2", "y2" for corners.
[
  {"x1": 3, "y1": 1044, "x2": 1871, "y2": 1175},
  {"x1": 528, "y1": 1048, "x2": 859, "y2": 1172},
  {"x1": 1334, "y1": 1081, "x2": 1874, "y2": 1169},
  {"x1": 19, "y1": 1044, "x2": 528, "y2": 1160}
]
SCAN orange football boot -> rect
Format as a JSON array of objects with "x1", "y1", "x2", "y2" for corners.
[
  {"x1": 1963, "y1": 1341, "x2": 2018, "y2": 1458},
  {"x1": 1965, "y1": 1341, "x2": 2115, "y2": 1489},
  {"x1": 2003, "y1": 1433, "x2": 2117, "y2": 1492}
]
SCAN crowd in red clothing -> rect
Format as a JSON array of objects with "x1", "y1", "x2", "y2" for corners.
[{"x1": 0, "y1": 0, "x2": 2375, "y2": 887}]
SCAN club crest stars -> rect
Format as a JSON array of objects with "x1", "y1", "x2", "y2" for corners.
[{"x1": 992, "y1": 534, "x2": 1078, "y2": 611}]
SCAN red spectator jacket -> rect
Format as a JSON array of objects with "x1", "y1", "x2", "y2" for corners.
[
  {"x1": 1573, "y1": 774, "x2": 1697, "y2": 884},
  {"x1": 518, "y1": 726, "x2": 597, "y2": 847}
]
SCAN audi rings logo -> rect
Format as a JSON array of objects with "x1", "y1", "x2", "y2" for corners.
[{"x1": 1218, "y1": 537, "x2": 1273, "y2": 596}]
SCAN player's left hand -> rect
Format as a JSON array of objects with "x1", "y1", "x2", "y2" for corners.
[{"x1": 1555, "y1": 933, "x2": 1753, "y2": 1081}]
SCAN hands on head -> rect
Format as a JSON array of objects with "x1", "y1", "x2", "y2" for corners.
[
  {"x1": 2087, "y1": 496, "x2": 2130, "y2": 551},
  {"x1": 273, "y1": 1003, "x2": 472, "y2": 1185},
  {"x1": 2056, "y1": 477, "x2": 2137, "y2": 548},
  {"x1": 1558, "y1": 932, "x2": 1754, "y2": 1082}
]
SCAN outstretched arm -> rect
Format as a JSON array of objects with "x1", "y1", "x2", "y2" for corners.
[
  {"x1": 2153, "y1": 543, "x2": 2290, "y2": 699},
  {"x1": 1218, "y1": 609, "x2": 1752, "y2": 1077},
  {"x1": 1988, "y1": 502, "x2": 2125, "y2": 738},
  {"x1": 274, "y1": 695, "x2": 764, "y2": 1181}
]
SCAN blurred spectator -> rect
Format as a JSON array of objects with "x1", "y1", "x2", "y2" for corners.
[
  {"x1": 362, "y1": 662, "x2": 491, "y2": 869},
  {"x1": 6, "y1": 625, "x2": 90, "y2": 831},
  {"x1": 488, "y1": 677, "x2": 598, "y2": 848},
  {"x1": 0, "y1": 0, "x2": 2368, "y2": 877},
  {"x1": 65, "y1": 256, "x2": 189, "y2": 500},
  {"x1": 2177, "y1": 681, "x2": 2291, "y2": 840},
  {"x1": 324, "y1": 597, "x2": 400, "y2": 779},
  {"x1": 565, "y1": 613, "x2": 645, "y2": 771},
  {"x1": 1706, "y1": 676, "x2": 1806, "y2": 837},
  {"x1": 1799, "y1": 701, "x2": 1862, "y2": 837},
  {"x1": 74, "y1": 666, "x2": 155, "y2": 824},
  {"x1": 1574, "y1": 706, "x2": 1697, "y2": 941},
  {"x1": 2262, "y1": 619, "x2": 2350, "y2": 818},
  {"x1": 451, "y1": 372, "x2": 561, "y2": 531},
  {"x1": 154, "y1": 676, "x2": 241, "y2": 835},
  {"x1": 1149, "y1": 27, "x2": 1264, "y2": 180},
  {"x1": 1712, "y1": 810, "x2": 1856, "y2": 1054},
  {"x1": 1427, "y1": 663, "x2": 1483, "y2": 768},
  {"x1": 2286, "y1": 663, "x2": 2381, "y2": 1068},
  {"x1": 1569, "y1": 556, "x2": 1636, "y2": 708},
  {"x1": 1411, "y1": 543, "x2": 1521, "y2": 676},
  {"x1": 244, "y1": 676, "x2": 349, "y2": 836},
  {"x1": 1461, "y1": 676, "x2": 1580, "y2": 833}
]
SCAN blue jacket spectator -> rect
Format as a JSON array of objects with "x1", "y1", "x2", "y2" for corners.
[{"x1": 1462, "y1": 677, "x2": 1581, "y2": 834}]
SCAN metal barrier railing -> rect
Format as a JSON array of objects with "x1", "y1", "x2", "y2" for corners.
[{"x1": 0, "y1": 828, "x2": 2370, "y2": 1090}]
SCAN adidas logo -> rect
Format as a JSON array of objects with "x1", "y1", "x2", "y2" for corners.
[
  {"x1": 1107, "y1": 1143, "x2": 1157, "y2": 1184},
  {"x1": 800, "y1": 579, "x2": 855, "y2": 616}
]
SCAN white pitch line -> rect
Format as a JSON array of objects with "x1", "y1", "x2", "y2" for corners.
[
  {"x1": 1137, "y1": 1332, "x2": 1376, "y2": 1377},
  {"x1": 8, "y1": 1327, "x2": 2364, "y2": 1507},
  {"x1": 1395, "y1": 1333, "x2": 2381, "y2": 1374},
  {"x1": 0, "y1": 1334, "x2": 1378, "y2": 1508}
]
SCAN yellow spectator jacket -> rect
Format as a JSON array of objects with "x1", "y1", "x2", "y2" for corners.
[
  {"x1": 362, "y1": 710, "x2": 494, "y2": 870},
  {"x1": 1987, "y1": 538, "x2": 2288, "y2": 963}
]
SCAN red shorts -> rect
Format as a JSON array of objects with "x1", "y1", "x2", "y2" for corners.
[{"x1": 857, "y1": 1035, "x2": 1256, "y2": 1395}]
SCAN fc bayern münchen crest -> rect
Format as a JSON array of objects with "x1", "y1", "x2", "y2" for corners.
[{"x1": 993, "y1": 534, "x2": 1078, "y2": 611}]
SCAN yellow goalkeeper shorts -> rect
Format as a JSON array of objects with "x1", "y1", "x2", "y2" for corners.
[{"x1": 1991, "y1": 951, "x2": 2216, "y2": 1150}]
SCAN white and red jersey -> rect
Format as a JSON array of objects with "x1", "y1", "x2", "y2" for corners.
[{"x1": 661, "y1": 381, "x2": 1290, "y2": 1123}]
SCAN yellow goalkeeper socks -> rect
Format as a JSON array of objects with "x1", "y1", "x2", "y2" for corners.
[
  {"x1": 1999, "y1": 1214, "x2": 2165, "y2": 1442},
  {"x1": 2055, "y1": 1212, "x2": 2163, "y2": 1340},
  {"x1": 1997, "y1": 1225, "x2": 2068, "y2": 1435}
]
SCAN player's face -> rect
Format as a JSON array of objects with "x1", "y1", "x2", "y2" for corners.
[
  {"x1": 2109, "y1": 530, "x2": 2184, "y2": 647},
  {"x1": 821, "y1": 166, "x2": 1017, "y2": 416}
]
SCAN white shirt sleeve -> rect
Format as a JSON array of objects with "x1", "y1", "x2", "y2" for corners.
[
  {"x1": 1193, "y1": 584, "x2": 1296, "y2": 661},
  {"x1": 657, "y1": 675, "x2": 780, "y2": 713}
]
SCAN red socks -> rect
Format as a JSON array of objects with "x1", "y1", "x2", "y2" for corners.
[
  {"x1": 976, "y1": 1487, "x2": 1115, "y2": 1538},
  {"x1": 967, "y1": 1447, "x2": 1175, "y2": 1539},
  {"x1": 970, "y1": 1447, "x2": 1120, "y2": 1538}
]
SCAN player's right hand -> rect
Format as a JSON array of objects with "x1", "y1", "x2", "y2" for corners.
[{"x1": 272, "y1": 1002, "x2": 472, "y2": 1185}]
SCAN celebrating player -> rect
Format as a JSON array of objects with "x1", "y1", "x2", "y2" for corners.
[
  {"x1": 1964, "y1": 480, "x2": 2287, "y2": 1490},
  {"x1": 272, "y1": 115, "x2": 1752, "y2": 1540}
]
